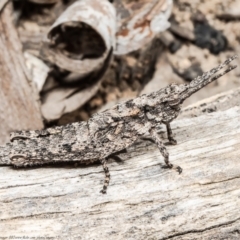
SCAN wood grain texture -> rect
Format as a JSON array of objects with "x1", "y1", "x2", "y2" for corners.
[
  {"x1": 0, "y1": 2, "x2": 43, "y2": 144},
  {"x1": 180, "y1": 87, "x2": 240, "y2": 119},
  {"x1": 0, "y1": 89, "x2": 240, "y2": 239}
]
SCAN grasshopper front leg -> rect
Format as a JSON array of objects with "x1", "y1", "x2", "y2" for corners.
[
  {"x1": 150, "y1": 128, "x2": 182, "y2": 174},
  {"x1": 165, "y1": 122, "x2": 177, "y2": 145}
]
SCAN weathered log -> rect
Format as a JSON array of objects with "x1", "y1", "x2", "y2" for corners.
[
  {"x1": 0, "y1": 88, "x2": 239, "y2": 239},
  {"x1": 0, "y1": 2, "x2": 43, "y2": 144}
]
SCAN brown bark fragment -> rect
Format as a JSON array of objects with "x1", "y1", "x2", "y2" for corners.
[{"x1": 0, "y1": 2, "x2": 43, "y2": 144}]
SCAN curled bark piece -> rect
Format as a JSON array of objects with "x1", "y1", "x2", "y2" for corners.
[
  {"x1": 41, "y1": 82, "x2": 100, "y2": 121},
  {"x1": 24, "y1": 52, "x2": 50, "y2": 92},
  {"x1": 43, "y1": 0, "x2": 116, "y2": 73},
  {"x1": 115, "y1": 0, "x2": 173, "y2": 55},
  {"x1": 41, "y1": 47, "x2": 113, "y2": 121}
]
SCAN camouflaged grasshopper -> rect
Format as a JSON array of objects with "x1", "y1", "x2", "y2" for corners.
[{"x1": 1, "y1": 55, "x2": 237, "y2": 193}]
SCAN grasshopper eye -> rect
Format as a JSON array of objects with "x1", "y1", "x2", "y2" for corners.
[
  {"x1": 168, "y1": 98, "x2": 180, "y2": 106},
  {"x1": 168, "y1": 95, "x2": 180, "y2": 107}
]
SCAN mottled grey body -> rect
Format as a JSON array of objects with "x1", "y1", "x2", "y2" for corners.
[
  {"x1": 7, "y1": 55, "x2": 238, "y2": 193},
  {"x1": 9, "y1": 86, "x2": 180, "y2": 163}
]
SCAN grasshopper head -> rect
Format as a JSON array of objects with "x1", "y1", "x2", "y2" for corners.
[
  {"x1": 162, "y1": 55, "x2": 237, "y2": 107},
  {"x1": 179, "y1": 55, "x2": 237, "y2": 102},
  {"x1": 162, "y1": 83, "x2": 186, "y2": 110}
]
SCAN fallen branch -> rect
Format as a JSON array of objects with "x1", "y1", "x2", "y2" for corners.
[{"x1": 0, "y1": 88, "x2": 240, "y2": 239}]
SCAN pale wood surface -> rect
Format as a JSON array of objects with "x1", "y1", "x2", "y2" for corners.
[
  {"x1": 0, "y1": 89, "x2": 240, "y2": 239},
  {"x1": 0, "y1": 2, "x2": 43, "y2": 145}
]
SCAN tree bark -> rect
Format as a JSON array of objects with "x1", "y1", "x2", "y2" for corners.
[
  {"x1": 0, "y1": 2, "x2": 43, "y2": 144},
  {"x1": 0, "y1": 88, "x2": 239, "y2": 239}
]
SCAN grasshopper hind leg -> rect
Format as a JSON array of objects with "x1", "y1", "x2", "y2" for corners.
[
  {"x1": 99, "y1": 149, "x2": 127, "y2": 194},
  {"x1": 100, "y1": 158, "x2": 110, "y2": 194}
]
